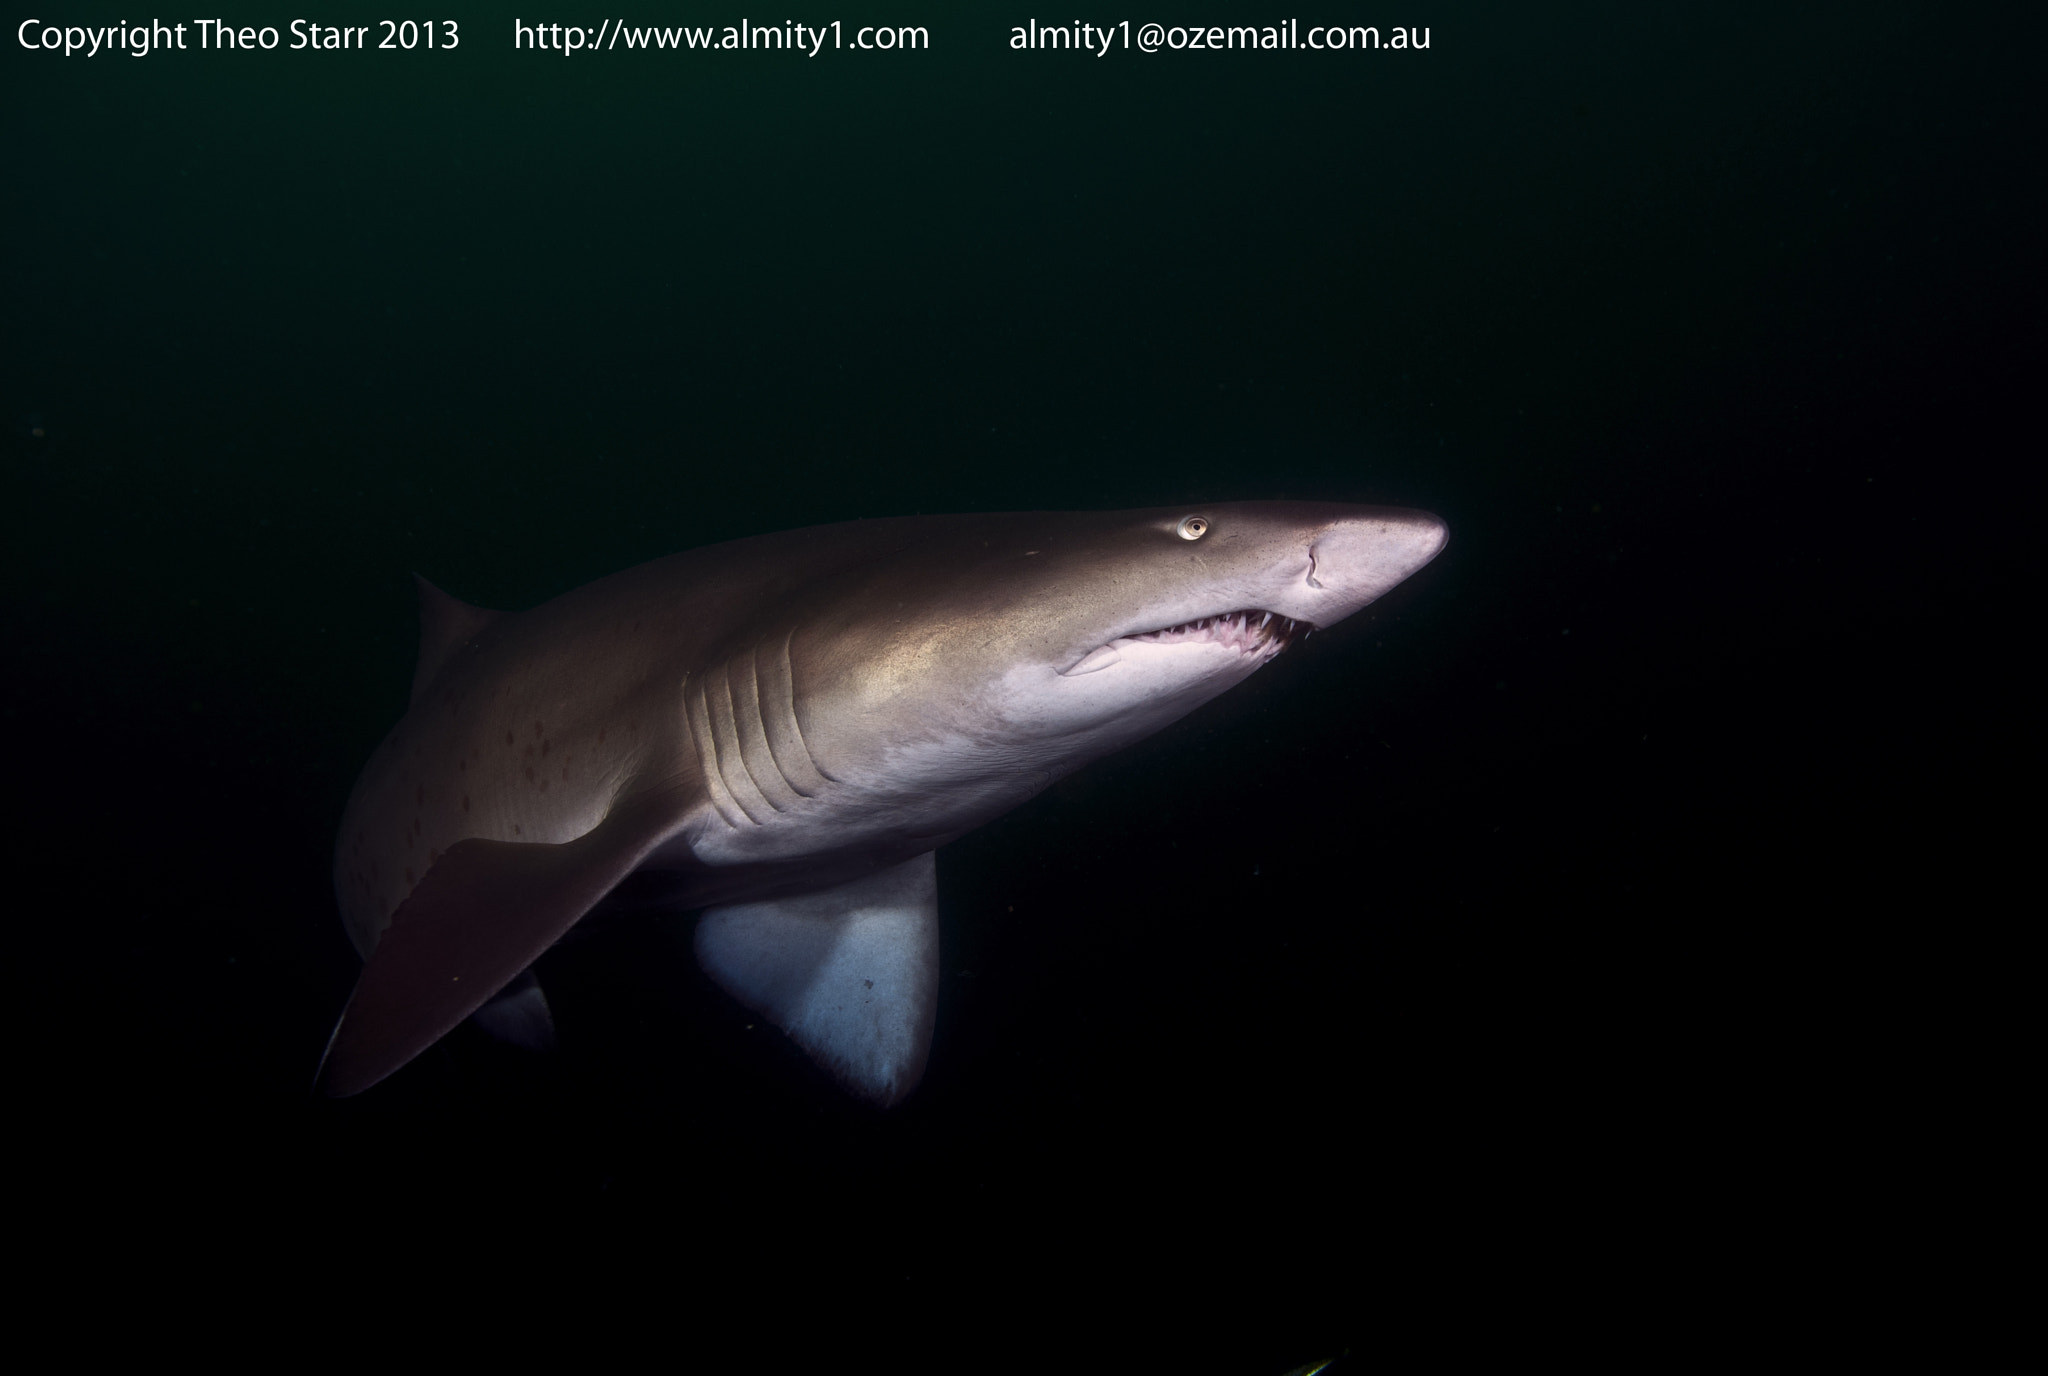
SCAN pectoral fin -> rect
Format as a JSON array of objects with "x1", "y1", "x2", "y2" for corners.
[
  {"x1": 317, "y1": 788, "x2": 682, "y2": 1097},
  {"x1": 694, "y1": 852, "x2": 939, "y2": 1106}
]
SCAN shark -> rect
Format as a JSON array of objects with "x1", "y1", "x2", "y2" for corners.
[{"x1": 319, "y1": 502, "x2": 1447, "y2": 1102}]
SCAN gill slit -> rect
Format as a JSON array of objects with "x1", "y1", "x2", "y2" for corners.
[
  {"x1": 746, "y1": 645, "x2": 814, "y2": 801},
  {"x1": 718, "y1": 660, "x2": 783, "y2": 814},
  {"x1": 683, "y1": 672, "x2": 751, "y2": 829},
  {"x1": 783, "y1": 629, "x2": 842, "y2": 785}
]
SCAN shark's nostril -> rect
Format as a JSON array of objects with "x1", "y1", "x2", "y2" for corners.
[{"x1": 1306, "y1": 549, "x2": 1324, "y2": 590}]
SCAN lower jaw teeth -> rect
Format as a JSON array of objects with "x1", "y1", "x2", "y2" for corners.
[{"x1": 1131, "y1": 610, "x2": 1298, "y2": 649}]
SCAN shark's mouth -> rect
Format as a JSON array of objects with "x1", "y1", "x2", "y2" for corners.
[
  {"x1": 1128, "y1": 608, "x2": 1309, "y2": 653},
  {"x1": 1063, "y1": 609, "x2": 1310, "y2": 676}
]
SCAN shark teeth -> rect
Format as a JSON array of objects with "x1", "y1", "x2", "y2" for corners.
[
  {"x1": 1060, "y1": 609, "x2": 1313, "y2": 674},
  {"x1": 1125, "y1": 609, "x2": 1308, "y2": 654}
]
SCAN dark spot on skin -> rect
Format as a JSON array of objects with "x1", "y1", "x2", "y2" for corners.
[
  {"x1": 534, "y1": 721, "x2": 542, "y2": 737},
  {"x1": 463, "y1": 795, "x2": 471, "y2": 812},
  {"x1": 513, "y1": 824, "x2": 522, "y2": 836},
  {"x1": 505, "y1": 731, "x2": 514, "y2": 746},
  {"x1": 459, "y1": 759, "x2": 466, "y2": 773},
  {"x1": 525, "y1": 767, "x2": 535, "y2": 782},
  {"x1": 598, "y1": 729, "x2": 605, "y2": 745},
  {"x1": 472, "y1": 748, "x2": 480, "y2": 760},
  {"x1": 415, "y1": 785, "x2": 424, "y2": 805},
  {"x1": 539, "y1": 778, "x2": 549, "y2": 792},
  {"x1": 405, "y1": 867, "x2": 415, "y2": 885},
  {"x1": 541, "y1": 739, "x2": 550, "y2": 757}
]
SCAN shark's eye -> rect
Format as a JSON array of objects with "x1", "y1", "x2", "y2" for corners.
[{"x1": 1176, "y1": 516, "x2": 1210, "y2": 541}]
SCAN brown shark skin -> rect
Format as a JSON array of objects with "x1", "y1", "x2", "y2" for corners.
[{"x1": 325, "y1": 503, "x2": 1448, "y2": 1095}]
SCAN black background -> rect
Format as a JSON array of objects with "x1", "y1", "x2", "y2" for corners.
[{"x1": 4, "y1": 2, "x2": 2033, "y2": 1362}]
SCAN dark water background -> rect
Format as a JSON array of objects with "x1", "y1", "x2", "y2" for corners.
[{"x1": 4, "y1": 1, "x2": 2033, "y2": 1359}]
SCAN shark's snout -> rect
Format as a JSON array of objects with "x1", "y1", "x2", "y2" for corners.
[
  {"x1": 1301, "y1": 509, "x2": 1448, "y2": 619},
  {"x1": 1055, "y1": 505, "x2": 1447, "y2": 679}
]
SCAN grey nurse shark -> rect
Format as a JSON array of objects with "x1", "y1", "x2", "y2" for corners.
[{"x1": 320, "y1": 502, "x2": 1447, "y2": 1102}]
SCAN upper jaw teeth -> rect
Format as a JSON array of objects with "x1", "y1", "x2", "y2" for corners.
[
  {"x1": 1060, "y1": 609, "x2": 1309, "y2": 676},
  {"x1": 1125, "y1": 609, "x2": 1306, "y2": 650}
]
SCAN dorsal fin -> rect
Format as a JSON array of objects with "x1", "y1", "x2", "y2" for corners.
[{"x1": 411, "y1": 574, "x2": 500, "y2": 705}]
